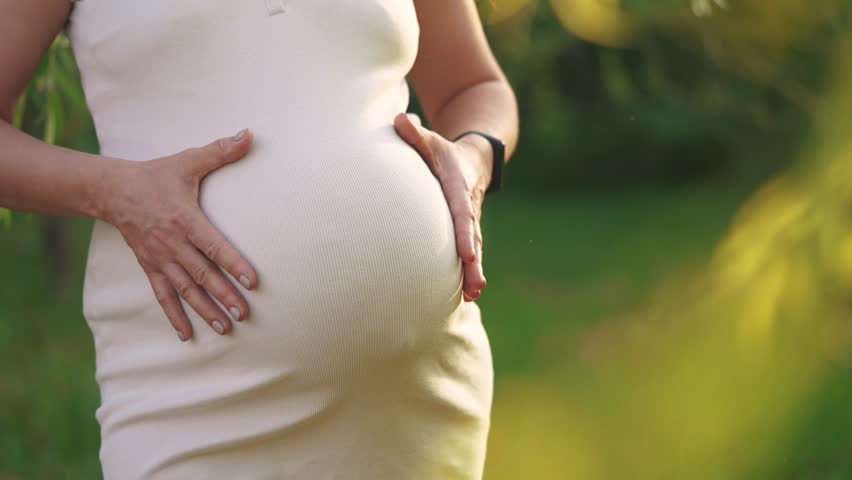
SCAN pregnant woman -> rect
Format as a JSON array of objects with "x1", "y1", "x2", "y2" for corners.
[{"x1": 0, "y1": 0, "x2": 518, "y2": 478}]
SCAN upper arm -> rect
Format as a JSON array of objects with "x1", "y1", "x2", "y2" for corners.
[
  {"x1": 0, "y1": 0, "x2": 72, "y2": 122},
  {"x1": 408, "y1": 0, "x2": 507, "y2": 122}
]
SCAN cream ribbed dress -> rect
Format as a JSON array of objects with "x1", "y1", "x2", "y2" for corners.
[{"x1": 66, "y1": 0, "x2": 494, "y2": 478}]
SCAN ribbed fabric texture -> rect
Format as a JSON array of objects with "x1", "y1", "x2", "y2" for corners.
[{"x1": 66, "y1": 1, "x2": 494, "y2": 478}]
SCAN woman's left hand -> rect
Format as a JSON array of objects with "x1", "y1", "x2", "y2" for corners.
[{"x1": 393, "y1": 112, "x2": 491, "y2": 302}]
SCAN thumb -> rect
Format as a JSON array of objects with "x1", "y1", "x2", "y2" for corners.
[
  {"x1": 393, "y1": 112, "x2": 432, "y2": 162},
  {"x1": 192, "y1": 128, "x2": 254, "y2": 176}
]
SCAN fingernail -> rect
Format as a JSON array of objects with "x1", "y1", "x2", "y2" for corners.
[
  {"x1": 177, "y1": 331, "x2": 187, "y2": 341},
  {"x1": 229, "y1": 306, "x2": 242, "y2": 322},
  {"x1": 232, "y1": 128, "x2": 248, "y2": 142},
  {"x1": 212, "y1": 320, "x2": 225, "y2": 335},
  {"x1": 239, "y1": 275, "x2": 251, "y2": 289}
]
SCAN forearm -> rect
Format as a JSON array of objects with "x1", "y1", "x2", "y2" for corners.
[
  {"x1": 428, "y1": 78, "x2": 519, "y2": 167},
  {"x1": 0, "y1": 119, "x2": 127, "y2": 220}
]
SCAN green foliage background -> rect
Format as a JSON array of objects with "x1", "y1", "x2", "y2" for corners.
[{"x1": 3, "y1": 1, "x2": 852, "y2": 478}]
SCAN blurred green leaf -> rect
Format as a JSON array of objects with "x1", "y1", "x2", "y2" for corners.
[
  {"x1": 12, "y1": 83, "x2": 28, "y2": 130},
  {"x1": 0, "y1": 208, "x2": 10, "y2": 231}
]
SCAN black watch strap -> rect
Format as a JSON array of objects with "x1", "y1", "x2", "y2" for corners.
[{"x1": 452, "y1": 130, "x2": 505, "y2": 194}]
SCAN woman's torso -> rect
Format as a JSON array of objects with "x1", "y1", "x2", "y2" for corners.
[{"x1": 67, "y1": 2, "x2": 484, "y2": 477}]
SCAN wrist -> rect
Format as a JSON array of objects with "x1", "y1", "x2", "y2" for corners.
[
  {"x1": 87, "y1": 155, "x2": 137, "y2": 223},
  {"x1": 454, "y1": 134, "x2": 493, "y2": 190}
]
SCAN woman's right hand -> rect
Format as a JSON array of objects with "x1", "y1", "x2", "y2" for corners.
[{"x1": 100, "y1": 128, "x2": 258, "y2": 342}]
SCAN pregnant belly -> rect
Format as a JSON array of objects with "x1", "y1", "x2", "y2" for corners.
[{"x1": 83, "y1": 123, "x2": 465, "y2": 380}]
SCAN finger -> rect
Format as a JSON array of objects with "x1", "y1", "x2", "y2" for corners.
[
  {"x1": 474, "y1": 219, "x2": 487, "y2": 289},
  {"x1": 161, "y1": 262, "x2": 233, "y2": 335},
  {"x1": 185, "y1": 211, "x2": 258, "y2": 290},
  {"x1": 406, "y1": 112, "x2": 423, "y2": 127},
  {"x1": 444, "y1": 176, "x2": 477, "y2": 264},
  {"x1": 462, "y1": 222, "x2": 484, "y2": 296},
  {"x1": 393, "y1": 113, "x2": 440, "y2": 175},
  {"x1": 393, "y1": 113, "x2": 422, "y2": 151},
  {"x1": 147, "y1": 272, "x2": 194, "y2": 341},
  {"x1": 463, "y1": 261, "x2": 484, "y2": 300},
  {"x1": 187, "y1": 128, "x2": 255, "y2": 177},
  {"x1": 458, "y1": 190, "x2": 485, "y2": 298},
  {"x1": 175, "y1": 243, "x2": 249, "y2": 322}
]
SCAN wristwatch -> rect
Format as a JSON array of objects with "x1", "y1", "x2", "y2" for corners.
[{"x1": 452, "y1": 130, "x2": 505, "y2": 195}]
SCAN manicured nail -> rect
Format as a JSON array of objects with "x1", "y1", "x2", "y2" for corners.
[
  {"x1": 177, "y1": 331, "x2": 187, "y2": 341},
  {"x1": 232, "y1": 128, "x2": 248, "y2": 141},
  {"x1": 239, "y1": 275, "x2": 251, "y2": 289},
  {"x1": 229, "y1": 306, "x2": 242, "y2": 322},
  {"x1": 212, "y1": 320, "x2": 225, "y2": 335}
]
